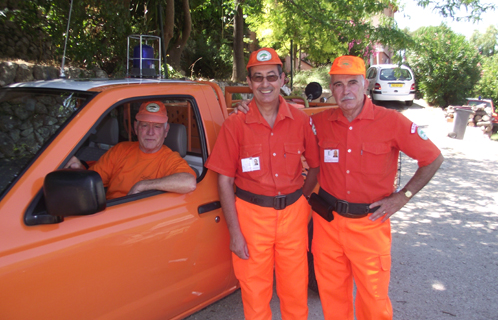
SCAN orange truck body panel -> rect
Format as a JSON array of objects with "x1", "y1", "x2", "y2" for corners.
[{"x1": 0, "y1": 79, "x2": 334, "y2": 319}]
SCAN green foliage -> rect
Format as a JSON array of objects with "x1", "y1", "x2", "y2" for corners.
[
  {"x1": 292, "y1": 66, "x2": 331, "y2": 92},
  {"x1": 245, "y1": 0, "x2": 414, "y2": 64},
  {"x1": 180, "y1": 0, "x2": 236, "y2": 79},
  {"x1": 470, "y1": 25, "x2": 498, "y2": 56},
  {"x1": 406, "y1": 24, "x2": 482, "y2": 107},
  {"x1": 473, "y1": 54, "x2": 498, "y2": 104}
]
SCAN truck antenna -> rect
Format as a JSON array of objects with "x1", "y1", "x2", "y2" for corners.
[{"x1": 60, "y1": 0, "x2": 74, "y2": 79}]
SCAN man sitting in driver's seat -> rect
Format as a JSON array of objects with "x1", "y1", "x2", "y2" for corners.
[{"x1": 65, "y1": 101, "x2": 197, "y2": 199}]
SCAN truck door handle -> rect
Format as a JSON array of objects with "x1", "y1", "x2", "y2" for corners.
[{"x1": 198, "y1": 201, "x2": 221, "y2": 214}]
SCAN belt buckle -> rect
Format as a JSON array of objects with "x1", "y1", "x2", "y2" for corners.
[
  {"x1": 273, "y1": 195, "x2": 287, "y2": 210},
  {"x1": 335, "y1": 199, "x2": 349, "y2": 214}
]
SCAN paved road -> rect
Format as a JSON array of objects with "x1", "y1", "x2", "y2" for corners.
[{"x1": 186, "y1": 100, "x2": 498, "y2": 319}]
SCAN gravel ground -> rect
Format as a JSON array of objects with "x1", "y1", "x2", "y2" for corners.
[{"x1": 186, "y1": 100, "x2": 498, "y2": 320}]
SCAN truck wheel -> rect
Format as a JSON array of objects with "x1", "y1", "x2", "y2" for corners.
[
  {"x1": 405, "y1": 100, "x2": 413, "y2": 106},
  {"x1": 307, "y1": 219, "x2": 319, "y2": 293}
]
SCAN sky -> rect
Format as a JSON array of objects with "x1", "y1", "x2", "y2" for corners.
[{"x1": 395, "y1": 0, "x2": 498, "y2": 38}]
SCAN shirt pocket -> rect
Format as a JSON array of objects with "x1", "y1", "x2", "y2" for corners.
[
  {"x1": 240, "y1": 144, "x2": 265, "y2": 179},
  {"x1": 360, "y1": 142, "x2": 392, "y2": 174},
  {"x1": 284, "y1": 142, "x2": 304, "y2": 176}
]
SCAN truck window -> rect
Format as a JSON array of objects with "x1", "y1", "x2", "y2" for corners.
[
  {"x1": 74, "y1": 96, "x2": 205, "y2": 201},
  {"x1": 0, "y1": 89, "x2": 93, "y2": 198}
]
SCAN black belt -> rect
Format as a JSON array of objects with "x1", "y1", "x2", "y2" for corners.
[
  {"x1": 318, "y1": 188, "x2": 380, "y2": 219},
  {"x1": 235, "y1": 187, "x2": 302, "y2": 210}
]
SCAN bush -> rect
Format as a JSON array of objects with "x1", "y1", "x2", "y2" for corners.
[{"x1": 406, "y1": 25, "x2": 481, "y2": 108}]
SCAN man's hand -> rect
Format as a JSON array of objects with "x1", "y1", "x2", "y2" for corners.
[
  {"x1": 64, "y1": 156, "x2": 85, "y2": 169},
  {"x1": 369, "y1": 192, "x2": 409, "y2": 223},
  {"x1": 230, "y1": 229, "x2": 250, "y2": 260},
  {"x1": 128, "y1": 181, "x2": 145, "y2": 195},
  {"x1": 370, "y1": 153, "x2": 444, "y2": 223},
  {"x1": 231, "y1": 99, "x2": 251, "y2": 115}
]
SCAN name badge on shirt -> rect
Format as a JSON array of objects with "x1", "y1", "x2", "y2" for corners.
[
  {"x1": 324, "y1": 149, "x2": 339, "y2": 163},
  {"x1": 241, "y1": 157, "x2": 261, "y2": 172}
]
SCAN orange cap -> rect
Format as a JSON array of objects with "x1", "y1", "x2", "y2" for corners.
[
  {"x1": 329, "y1": 55, "x2": 366, "y2": 78},
  {"x1": 136, "y1": 101, "x2": 169, "y2": 123},
  {"x1": 246, "y1": 48, "x2": 283, "y2": 70}
]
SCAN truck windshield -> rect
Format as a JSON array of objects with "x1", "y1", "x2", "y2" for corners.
[{"x1": 0, "y1": 88, "x2": 94, "y2": 197}]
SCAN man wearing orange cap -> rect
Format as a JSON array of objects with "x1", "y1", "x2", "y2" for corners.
[
  {"x1": 309, "y1": 56, "x2": 444, "y2": 319},
  {"x1": 65, "y1": 101, "x2": 196, "y2": 199},
  {"x1": 205, "y1": 48, "x2": 320, "y2": 319}
]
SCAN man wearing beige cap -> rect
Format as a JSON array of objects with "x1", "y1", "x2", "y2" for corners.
[
  {"x1": 65, "y1": 101, "x2": 196, "y2": 199},
  {"x1": 310, "y1": 56, "x2": 444, "y2": 320}
]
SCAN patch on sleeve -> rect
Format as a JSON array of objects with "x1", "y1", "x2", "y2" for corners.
[
  {"x1": 410, "y1": 122, "x2": 418, "y2": 134},
  {"x1": 417, "y1": 127, "x2": 428, "y2": 140},
  {"x1": 310, "y1": 117, "x2": 317, "y2": 135}
]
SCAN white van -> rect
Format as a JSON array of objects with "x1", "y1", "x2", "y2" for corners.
[{"x1": 366, "y1": 64, "x2": 416, "y2": 106}]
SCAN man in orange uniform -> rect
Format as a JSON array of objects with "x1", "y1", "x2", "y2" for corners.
[
  {"x1": 205, "y1": 48, "x2": 320, "y2": 320},
  {"x1": 65, "y1": 101, "x2": 196, "y2": 199},
  {"x1": 310, "y1": 56, "x2": 444, "y2": 320}
]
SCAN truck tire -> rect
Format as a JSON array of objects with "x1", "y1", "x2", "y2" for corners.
[{"x1": 307, "y1": 219, "x2": 319, "y2": 293}]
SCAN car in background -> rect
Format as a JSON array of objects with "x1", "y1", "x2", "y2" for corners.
[{"x1": 366, "y1": 64, "x2": 416, "y2": 106}]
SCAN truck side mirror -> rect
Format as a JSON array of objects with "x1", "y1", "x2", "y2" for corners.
[{"x1": 44, "y1": 169, "x2": 106, "y2": 216}]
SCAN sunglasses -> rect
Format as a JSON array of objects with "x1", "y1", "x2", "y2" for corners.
[{"x1": 250, "y1": 74, "x2": 280, "y2": 83}]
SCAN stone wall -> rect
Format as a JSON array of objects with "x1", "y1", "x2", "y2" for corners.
[{"x1": 0, "y1": 61, "x2": 108, "y2": 87}]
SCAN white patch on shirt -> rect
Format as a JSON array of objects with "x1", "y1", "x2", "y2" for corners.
[
  {"x1": 417, "y1": 127, "x2": 428, "y2": 140},
  {"x1": 411, "y1": 122, "x2": 418, "y2": 134},
  {"x1": 241, "y1": 157, "x2": 261, "y2": 172},
  {"x1": 324, "y1": 149, "x2": 339, "y2": 163}
]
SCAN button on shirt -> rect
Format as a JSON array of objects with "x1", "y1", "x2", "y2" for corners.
[
  {"x1": 311, "y1": 96, "x2": 441, "y2": 204},
  {"x1": 206, "y1": 96, "x2": 319, "y2": 196}
]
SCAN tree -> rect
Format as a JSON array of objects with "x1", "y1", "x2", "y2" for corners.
[
  {"x1": 470, "y1": 25, "x2": 498, "y2": 56},
  {"x1": 474, "y1": 54, "x2": 498, "y2": 103},
  {"x1": 415, "y1": 0, "x2": 495, "y2": 22},
  {"x1": 231, "y1": 0, "x2": 246, "y2": 82},
  {"x1": 406, "y1": 24, "x2": 482, "y2": 107}
]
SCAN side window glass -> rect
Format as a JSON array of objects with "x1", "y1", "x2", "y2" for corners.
[
  {"x1": 0, "y1": 90, "x2": 91, "y2": 198},
  {"x1": 81, "y1": 97, "x2": 205, "y2": 202}
]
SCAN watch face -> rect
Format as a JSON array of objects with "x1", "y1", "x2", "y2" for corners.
[{"x1": 405, "y1": 190, "x2": 412, "y2": 198}]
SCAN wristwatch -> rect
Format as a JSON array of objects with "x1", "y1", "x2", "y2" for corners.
[{"x1": 401, "y1": 188, "x2": 412, "y2": 199}]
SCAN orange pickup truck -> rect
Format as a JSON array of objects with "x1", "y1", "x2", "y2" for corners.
[{"x1": 0, "y1": 78, "x2": 335, "y2": 319}]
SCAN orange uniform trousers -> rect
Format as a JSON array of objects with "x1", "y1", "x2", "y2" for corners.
[
  {"x1": 312, "y1": 211, "x2": 393, "y2": 320},
  {"x1": 233, "y1": 196, "x2": 309, "y2": 320}
]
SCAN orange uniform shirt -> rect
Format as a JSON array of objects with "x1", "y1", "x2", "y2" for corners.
[
  {"x1": 311, "y1": 96, "x2": 441, "y2": 204},
  {"x1": 206, "y1": 96, "x2": 319, "y2": 196},
  {"x1": 90, "y1": 142, "x2": 196, "y2": 199}
]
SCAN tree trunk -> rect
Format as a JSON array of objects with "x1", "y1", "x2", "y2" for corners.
[
  {"x1": 162, "y1": 0, "x2": 175, "y2": 60},
  {"x1": 231, "y1": 0, "x2": 246, "y2": 82},
  {"x1": 167, "y1": 0, "x2": 191, "y2": 71}
]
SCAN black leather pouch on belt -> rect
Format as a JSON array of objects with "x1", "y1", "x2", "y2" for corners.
[{"x1": 308, "y1": 193, "x2": 334, "y2": 222}]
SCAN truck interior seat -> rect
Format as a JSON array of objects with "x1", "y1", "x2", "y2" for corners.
[
  {"x1": 164, "y1": 123, "x2": 200, "y2": 177},
  {"x1": 76, "y1": 116, "x2": 119, "y2": 162}
]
